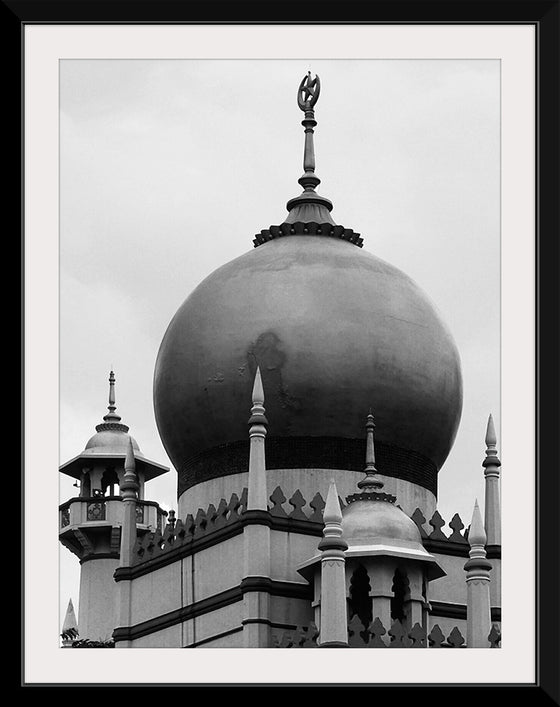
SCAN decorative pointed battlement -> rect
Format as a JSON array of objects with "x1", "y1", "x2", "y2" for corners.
[{"x1": 95, "y1": 370, "x2": 130, "y2": 433}]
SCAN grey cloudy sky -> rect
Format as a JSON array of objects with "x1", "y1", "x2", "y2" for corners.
[{"x1": 59, "y1": 59, "x2": 500, "y2": 624}]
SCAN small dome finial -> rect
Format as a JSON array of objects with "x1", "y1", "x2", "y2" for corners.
[
  {"x1": 103, "y1": 370, "x2": 122, "y2": 423},
  {"x1": 357, "y1": 410, "x2": 384, "y2": 491}
]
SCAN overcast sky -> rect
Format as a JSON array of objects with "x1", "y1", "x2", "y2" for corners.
[{"x1": 59, "y1": 59, "x2": 500, "y2": 627}]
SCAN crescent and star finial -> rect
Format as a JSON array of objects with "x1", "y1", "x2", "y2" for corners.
[{"x1": 297, "y1": 71, "x2": 321, "y2": 112}]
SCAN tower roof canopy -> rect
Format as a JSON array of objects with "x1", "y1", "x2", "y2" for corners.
[{"x1": 60, "y1": 371, "x2": 169, "y2": 482}]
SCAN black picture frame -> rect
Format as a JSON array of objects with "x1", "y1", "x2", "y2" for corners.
[{"x1": 11, "y1": 1, "x2": 558, "y2": 699}]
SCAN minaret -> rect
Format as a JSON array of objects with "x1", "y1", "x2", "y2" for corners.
[
  {"x1": 317, "y1": 480, "x2": 349, "y2": 647},
  {"x1": 114, "y1": 439, "x2": 139, "y2": 648},
  {"x1": 247, "y1": 367, "x2": 268, "y2": 511},
  {"x1": 483, "y1": 414, "x2": 501, "y2": 546},
  {"x1": 61, "y1": 598, "x2": 79, "y2": 647},
  {"x1": 59, "y1": 371, "x2": 169, "y2": 642},
  {"x1": 120, "y1": 439, "x2": 139, "y2": 567},
  {"x1": 464, "y1": 499, "x2": 492, "y2": 647},
  {"x1": 242, "y1": 367, "x2": 272, "y2": 647}
]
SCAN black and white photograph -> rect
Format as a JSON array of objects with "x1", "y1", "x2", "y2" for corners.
[
  {"x1": 20, "y1": 19, "x2": 552, "y2": 688},
  {"x1": 58, "y1": 57, "x2": 501, "y2": 649}
]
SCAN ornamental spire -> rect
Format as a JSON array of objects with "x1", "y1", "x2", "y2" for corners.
[
  {"x1": 357, "y1": 410, "x2": 385, "y2": 491},
  {"x1": 247, "y1": 367, "x2": 268, "y2": 511},
  {"x1": 103, "y1": 370, "x2": 121, "y2": 423},
  {"x1": 96, "y1": 370, "x2": 129, "y2": 433},
  {"x1": 483, "y1": 413, "x2": 501, "y2": 545},
  {"x1": 285, "y1": 72, "x2": 335, "y2": 225}
]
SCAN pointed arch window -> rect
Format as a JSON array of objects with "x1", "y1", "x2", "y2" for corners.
[
  {"x1": 80, "y1": 471, "x2": 91, "y2": 498},
  {"x1": 348, "y1": 564, "x2": 373, "y2": 630},
  {"x1": 101, "y1": 468, "x2": 119, "y2": 497},
  {"x1": 391, "y1": 567, "x2": 410, "y2": 624}
]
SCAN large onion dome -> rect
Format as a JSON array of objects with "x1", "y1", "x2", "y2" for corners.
[{"x1": 154, "y1": 73, "x2": 462, "y2": 501}]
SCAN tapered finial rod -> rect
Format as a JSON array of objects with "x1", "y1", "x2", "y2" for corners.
[
  {"x1": 297, "y1": 72, "x2": 321, "y2": 186},
  {"x1": 357, "y1": 410, "x2": 384, "y2": 491},
  {"x1": 103, "y1": 370, "x2": 122, "y2": 422},
  {"x1": 285, "y1": 73, "x2": 334, "y2": 223}
]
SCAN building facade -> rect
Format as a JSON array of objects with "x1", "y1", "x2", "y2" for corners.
[{"x1": 59, "y1": 73, "x2": 501, "y2": 649}]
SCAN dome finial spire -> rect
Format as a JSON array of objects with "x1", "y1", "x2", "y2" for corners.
[
  {"x1": 297, "y1": 71, "x2": 321, "y2": 190},
  {"x1": 285, "y1": 73, "x2": 335, "y2": 225},
  {"x1": 103, "y1": 369, "x2": 122, "y2": 423},
  {"x1": 357, "y1": 410, "x2": 385, "y2": 491}
]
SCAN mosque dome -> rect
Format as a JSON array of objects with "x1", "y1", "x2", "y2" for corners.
[
  {"x1": 84, "y1": 429, "x2": 140, "y2": 456},
  {"x1": 342, "y1": 495, "x2": 423, "y2": 550},
  {"x1": 154, "y1": 73, "x2": 463, "y2": 500}
]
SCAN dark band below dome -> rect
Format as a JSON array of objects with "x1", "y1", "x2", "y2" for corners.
[{"x1": 177, "y1": 437, "x2": 438, "y2": 498}]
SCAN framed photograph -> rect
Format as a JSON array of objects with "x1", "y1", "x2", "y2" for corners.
[{"x1": 16, "y1": 2, "x2": 559, "y2": 697}]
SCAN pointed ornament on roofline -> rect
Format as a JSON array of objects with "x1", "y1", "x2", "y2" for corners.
[
  {"x1": 97, "y1": 370, "x2": 129, "y2": 433},
  {"x1": 357, "y1": 410, "x2": 385, "y2": 492}
]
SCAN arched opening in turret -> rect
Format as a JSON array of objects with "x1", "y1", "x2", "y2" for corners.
[
  {"x1": 391, "y1": 567, "x2": 410, "y2": 625},
  {"x1": 348, "y1": 564, "x2": 372, "y2": 630},
  {"x1": 80, "y1": 470, "x2": 91, "y2": 498},
  {"x1": 101, "y1": 468, "x2": 119, "y2": 497}
]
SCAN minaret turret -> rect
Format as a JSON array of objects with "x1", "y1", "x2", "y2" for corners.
[{"x1": 59, "y1": 371, "x2": 169, "y2": 641}]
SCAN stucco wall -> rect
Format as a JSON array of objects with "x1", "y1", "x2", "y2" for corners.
[
  {"x1": 179, "y1": 468, "x2": 436, "y2": 522},
  {"x1": 182, "y1": 601, "x2": 245, "y2": 646},
  {"x1": 269, "y1": 529, "x2": 317, "y2": 583},
  {"x1": 79, "y1": 557, "x2": 120, "y2": 641},
  {"x1": 129, "y1": 623, "x2": 182, "y2": 648},
  {"x1": 130, "y1": 561, "x2": 183, "y2": 624},
  {"x1": 429, "y1": 553, "x2": 468, "y2": 605},
  {"x1": 184, "y1": 535, "x2": 244, "y2": 604}
]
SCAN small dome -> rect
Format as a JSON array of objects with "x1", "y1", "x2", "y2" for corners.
[
  {"x1": 83, "y1": 429, "x2": 141, "y2": 456},
  {"x1": 342, "y1": 497, "x2": 422, "y2": 551}
]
